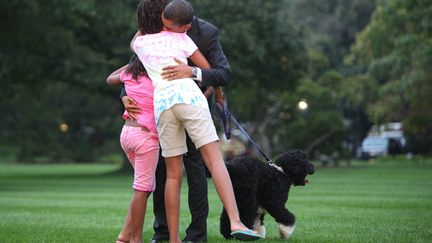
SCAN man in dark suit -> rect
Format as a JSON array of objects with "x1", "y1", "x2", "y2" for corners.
[{"x1": 121, "y1": 1, "x2": 231, "y2": 242}]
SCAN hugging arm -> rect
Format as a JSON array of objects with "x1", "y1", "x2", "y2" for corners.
[
  {"x1": 108, "y1": 64, "x2": 139, "y2": 120},
  {"x1": 190, "y1": 49, "x2": 211, "y2": 70},
  {"x1": 161, "y1": 27, "x2": 231, "y2": 87},
  {"x1": 189, "y1": 50, "x2": 215, "y2": 99},
  {"x1": 107, "y1": 65, "x2": 128, "y2": 86}
]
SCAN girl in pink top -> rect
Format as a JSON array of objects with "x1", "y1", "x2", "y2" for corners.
[{"x1": 107, "y1": 54, "x2": 159, "y2": 243}]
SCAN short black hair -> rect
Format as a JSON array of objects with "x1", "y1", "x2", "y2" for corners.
[
  {"x1": 162, "y1": 0, "x2": 193, "y2": 26},
  {"x1": 136, "y1": 0, "x2": 169, "y2": 34}
]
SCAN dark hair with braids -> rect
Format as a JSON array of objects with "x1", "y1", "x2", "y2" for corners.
[
  {"x1": 163, "y1": 0, "x2": 193, "y2": 26},
  {"x1": 136, "y1": 0, "x2": 169, "y2": 34},
  {"x1": 126, "y1": 54, "x2": 146, "y2": 80}
]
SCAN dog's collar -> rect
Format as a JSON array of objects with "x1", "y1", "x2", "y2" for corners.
[{"x1": 269, "y1": 162, "x2": 284, "y2": 174}]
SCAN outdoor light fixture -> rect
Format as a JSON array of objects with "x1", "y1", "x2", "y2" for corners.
[
  {"x1": 298, "y1": 100, "x2": 308, "y2": 110},
  {"x1": 59, "y1": 123, "x2": 69, "y2": 133}
]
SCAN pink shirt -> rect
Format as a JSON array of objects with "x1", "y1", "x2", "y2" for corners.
[{"x1": 120, "y1": 70, "x2": 157, "y2": 133}]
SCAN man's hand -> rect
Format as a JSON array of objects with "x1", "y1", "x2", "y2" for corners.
[
  {"x1": 203, "y1": 86, "x2": 214, "y2": 99},
  {"x1": 161, "y1": 57, "x2": 193, "y2": 81},
  {"x1": 121, "y1": 96, "x2": 140, "y2": 120},
  {"x1": 214, "y1": 88, "x2": 232, "y2": 139}
]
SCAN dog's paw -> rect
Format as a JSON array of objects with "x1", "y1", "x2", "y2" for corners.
[
  {"x1": 253, "y1": 219, "x2": 266, "y2": 238},
  {"x1": 253, "y1": 207, "x2": 267, "y2": 238},
  {"x1": 278, "y1": 223, "x2": 295, "y2": 239},
  {"x1": 256, "y1": 225, "x2": 266, "y2": 238}
]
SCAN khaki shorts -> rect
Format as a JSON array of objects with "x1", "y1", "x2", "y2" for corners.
[{"x1": 157, "y1": 104, "x2": 219, "y2": 157}]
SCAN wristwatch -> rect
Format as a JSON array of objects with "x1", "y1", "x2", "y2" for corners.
[{"x1": 191, "y1": 67, "x2": 198, "y2": 78}]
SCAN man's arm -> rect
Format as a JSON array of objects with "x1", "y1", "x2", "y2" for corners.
[
  {"x1": 107, "y1": 64, "x2": 128, "y2": 86},
  {"x1": 161, "y1": 22, "x2": 231, "y2": 87},
  {"x1": 199, "y1": 27, "x2": 231, "y2": 87}
]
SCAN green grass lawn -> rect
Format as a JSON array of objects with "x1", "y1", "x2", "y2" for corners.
[{"x1": 0, "y1": 158, "x2": 431, "y2": 243}]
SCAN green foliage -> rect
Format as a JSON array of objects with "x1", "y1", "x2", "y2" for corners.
[
  {"x1": 289, "y1": 0, "x2": 376, "y2": 70},
  {"x1": 306, "y1": 48, "x2": 330, "y2": 80},
  {"x1": 191, "y1": 0, "x2": 307, "y2": 119},
  {"x1": 5, "y1": 0, "x2": 429, "y2": 162},
  {"x1": 286, "y1": 0, "x2": 378, "y2": 158},
  {"x1": 349, "y1": 0, "x2": 432, "y2": 153},
  {"x1": 0, "y1": 0, "x2": 311, "y2": 161},
  {"x1": 293, "y1": 79, "x2": 346, "y2": 154},
  {"x1": 0, "y1": 0, "x2": 137, "y2": 162},
  {"x1": 189, "y1": 0, "x2": 311, "y2": 156},
  {"x1": 189, "y1": 1, "x2": 373, "y2": 159}
]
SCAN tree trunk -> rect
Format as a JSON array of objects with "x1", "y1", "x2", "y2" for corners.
[{"x1": 305, "y1": 128, "x2": 343, "y2": 156}]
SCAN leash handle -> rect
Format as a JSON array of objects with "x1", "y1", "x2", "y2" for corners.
[
  {"x1": 214, "y1": 86, "x2": 225, "y2": 104},
  {"x1": 213, "y1": 86, "x2": 232, "y2": 139},
  {"x1": 230, "y1": 115, "x2": 272, "y2": 163}
]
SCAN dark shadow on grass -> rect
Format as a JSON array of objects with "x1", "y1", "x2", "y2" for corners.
[{"x1": 106, "y1": 162, "x2": 133, "y2": 176}]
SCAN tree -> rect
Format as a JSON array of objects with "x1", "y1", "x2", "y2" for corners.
[
  {"x1": 289, "y1": 0, "x2": 377, "y2": 71},
  {"x1": 190, "y1": 0, "x2": 308, "y2": 156},
  {"x1": 0, "y1": 0, "x2": 137, "y2": 162},
  {"x1": 272, "y1": 77, "x2": 347, "y2": 158},
  {"x1": 348, "y1": 0, "x2": 432, "y2": 153},
  {"x1": 287, "y1": 0, "x2": 378, "y2": 157}
]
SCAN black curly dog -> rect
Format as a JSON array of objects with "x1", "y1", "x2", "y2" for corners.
[{"x1": 220, "y1": 149, "x2": 315, "y2": 240}]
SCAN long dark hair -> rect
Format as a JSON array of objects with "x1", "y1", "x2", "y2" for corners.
[
  {"x1": 136, "y1": 0, "x2": 169, "y2": 34},
  {"x1": 126, "y1": 54, "x2": 146, "y2": 80}
]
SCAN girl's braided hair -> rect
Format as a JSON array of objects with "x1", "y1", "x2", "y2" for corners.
[{"x1": 136, "y1": 0, "x2": 169, "y2": 34}]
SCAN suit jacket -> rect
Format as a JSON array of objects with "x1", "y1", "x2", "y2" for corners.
[{"x1": 187, "y1": 16, "x2": 231, "y2": 88}]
